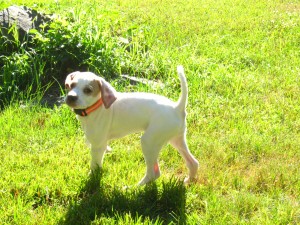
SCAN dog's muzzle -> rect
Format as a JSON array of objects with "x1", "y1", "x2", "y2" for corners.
[{"x1": 65, "y1": 95, "x2": 78, "y2": 106}]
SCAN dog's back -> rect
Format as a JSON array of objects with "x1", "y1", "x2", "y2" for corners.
[{"x1": 109, "y1": 67, "x2": 188, "y2": 139}]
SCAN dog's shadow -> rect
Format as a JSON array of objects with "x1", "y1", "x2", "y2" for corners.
[{"x1": 59, "y1": 170, "x2": 187, "y2": 225}]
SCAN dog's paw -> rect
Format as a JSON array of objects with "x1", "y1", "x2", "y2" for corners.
[
  {"x1": 138, "y1": 176, "x2": 150, "y2": 186},
  {"x1": 138, "y1": 177, "x2": 152, "y2": 186},
  {"x1": 138, "y1": 173, "x2": 160, "y2": 186},
  {"x1": 184, "y1": 176, "x2": 197, "y2": 185}
]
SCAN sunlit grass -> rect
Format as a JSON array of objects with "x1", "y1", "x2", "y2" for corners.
[{"x1": 0, "y1": 0, "x2": 300, "y2": 224}]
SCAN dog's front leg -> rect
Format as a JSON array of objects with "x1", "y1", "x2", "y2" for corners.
[{"x1": 90, "y1": 145, "x2": 107, "y2": 171}]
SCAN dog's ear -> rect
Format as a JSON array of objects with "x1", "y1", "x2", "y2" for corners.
[
  {"x1": 65, "y1": 71, "x2": 79, "y2": 89},
  {"x1": 97, "y1": 78, "x2": 117, "y2": 109}
]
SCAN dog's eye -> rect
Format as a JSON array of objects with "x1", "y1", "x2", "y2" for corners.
[
  {"x1": 66, "y1": 83, "x2": 76, "y2": 90},
  {"x1": 83, "y1": 87, "x2": 93, "y2": 94}
]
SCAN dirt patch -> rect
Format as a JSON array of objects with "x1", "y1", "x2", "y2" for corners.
[{"x1": 280, "y1": 3, "x2": 300, "y2": 13}]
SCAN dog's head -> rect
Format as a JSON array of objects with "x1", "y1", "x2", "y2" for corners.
[{"x1": 65, "y1": 71, "x2": 117, "y2": 109}]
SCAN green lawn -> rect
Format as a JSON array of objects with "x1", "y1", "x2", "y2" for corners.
[{"x1": 0, "y1": 0, "x2": 299, "y2": 224}]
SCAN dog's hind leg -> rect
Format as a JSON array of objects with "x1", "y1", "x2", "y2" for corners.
[
  {"x1": 170, "y1": 135, "x2": 199, "y2": 183},
  {"x1": 138, "y1": 132, "x2": 164, "y2": 185}
]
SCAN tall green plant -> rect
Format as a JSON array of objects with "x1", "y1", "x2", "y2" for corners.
[{"x1": 0, "y1": 17, "x2": 121, "y2": 107}]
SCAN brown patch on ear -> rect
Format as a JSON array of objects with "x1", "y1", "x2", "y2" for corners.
[{"x1": 96, "y1": 77, "x2": 117, "y2": 109}]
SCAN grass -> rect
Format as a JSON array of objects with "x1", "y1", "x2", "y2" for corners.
[{"x1": 1, "y1": 0, "x2": 300, "y2": 224}]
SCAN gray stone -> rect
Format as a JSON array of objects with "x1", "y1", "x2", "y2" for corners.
[
  {"x1": 0, "y1": 5, "x2": 51, "y2": 41},
  {"x1": 121, "y1": 74, "x2": 165, "y2": 88}
]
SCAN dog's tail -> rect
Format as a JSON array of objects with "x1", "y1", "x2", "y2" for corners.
[{"x1": 176, "y1": 65, "x2": 188, "y2": 113}]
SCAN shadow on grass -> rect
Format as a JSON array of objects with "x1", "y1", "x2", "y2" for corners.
[{"x1": 59, "y1": 170, "x2": 187, "y2": 224}]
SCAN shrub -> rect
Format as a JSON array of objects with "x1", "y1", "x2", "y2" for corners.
[{"x1": 0, "y1": 16, "x2": 122, "y2": 107}]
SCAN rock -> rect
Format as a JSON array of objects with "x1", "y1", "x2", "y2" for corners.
[
  {"x1": 0, "y1": 5, "x2": 51, "y2": 41},
  {"x1": 120, "y1": 74, "x2": 165, "y2": 88}
]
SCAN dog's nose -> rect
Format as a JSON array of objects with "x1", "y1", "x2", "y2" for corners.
[{"x1": 66, "y1": 95, "x2": 78, "y2": 104}]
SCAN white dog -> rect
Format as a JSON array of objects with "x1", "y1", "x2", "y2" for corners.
[{"x1": 65, "y1": 66, "x2": 199, "y2": 185}]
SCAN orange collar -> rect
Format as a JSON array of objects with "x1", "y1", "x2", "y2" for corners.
[{"x1": 73, "y1": 98, "x2": 103, "y2": 117}]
